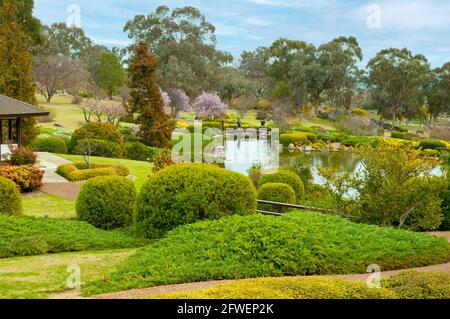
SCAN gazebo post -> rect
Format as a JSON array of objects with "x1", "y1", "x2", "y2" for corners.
[
  {"x1": 16, "y1": 117, "x2": 22, "y2": 146},
  {"x1": 8, "y1": 119, "x2": 13, "y2": 142},
  {"x1": 0, "y1": 119, "x2": 3, "y2": 143}
]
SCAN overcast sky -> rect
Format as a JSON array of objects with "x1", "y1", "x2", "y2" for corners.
[{"x1": 34, "y1": 0, "x2": 450, "y2": 67}]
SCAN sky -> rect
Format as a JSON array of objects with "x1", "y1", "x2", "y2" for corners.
[{"x1": 34, "y1": 0, "x2": 450, "y2": 68}]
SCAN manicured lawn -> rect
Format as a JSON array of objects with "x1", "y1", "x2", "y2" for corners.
[
  {"x1": 23, "y1": 194, "x2": 76, "y2": 219},
  {"x1": 0, "y1": 215, "x2": 145, "y2": 258},
  {"x1": 58, "y1": 154, "x2": 152, "y2": 190},
  {"x1": 0, "y1": 249, "x2": 135, "y2": 299},
  {"x1": 37, "y1": 94, "x2": 86, "y2": 131},
  {"x1": 84, "y1": 212, "x2": 450, "y2": 295}
]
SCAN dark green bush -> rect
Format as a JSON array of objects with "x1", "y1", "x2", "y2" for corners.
[
  {"x1": 74, "y1": 139, "x2": 123, "y2": 158},
  {"x1": 85, "y1": 212, "x2": 450, "y2": 295},
  {"x1": 70, "y1": 122, "x2": 125, "y2": 154},
  {"x1": 134, "y1": 163, "x2": 256, "y2": 239},
  {"x1": 419, "y1": 139, "x2": 447, "y2": 150},
  {"x1": 341, "y1": 136, "x2": 372, "y2": 147},
  {"x1": 30, "y1": 137, "x2": 67, "y2": 154},
  {"x1": 76, "y1": 176, "x2": 136, "y2": 230},
  {"x1": 258, "y1": 170, "x2": 305, "y2": 201},
  {"x1": 125, "y1": 142, "x2": 161, "y2": 161},
  {"x1": 257, "y1": 183, "x2": 296, "y2": 213},
  {"x1": 391, "y1": 132, "x2": 409, "y2": 140},
  {"x1": 0, "y1": 177, "x2": 22, "y2": 215},
  {"x1": 57, "y1": 163, "x2": 129, "y2": 182},
  {"x1": 0, "y1": 215, "x2": 144, "y2": 258}
]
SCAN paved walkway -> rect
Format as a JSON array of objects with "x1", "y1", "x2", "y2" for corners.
[
  {"x1": 50, "y1": 232, "x2": 450, "y2": 299},
  {"x1": 36, "y1": 152, "x2": 81, "y2": 200}
]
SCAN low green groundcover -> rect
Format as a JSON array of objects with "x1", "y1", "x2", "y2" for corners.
[
  {"x1": 84, "y1": 212, "x2": 450, "y2": 295},
  {"x1": 0, "y1": 215, "x2": 145, "y2": 258},
  {"x1": 152, "y1": 271, "x2": 450, "y2": 299}
]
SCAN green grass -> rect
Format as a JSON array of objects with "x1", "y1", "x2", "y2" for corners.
[
  {"x1": 0, "y1": 215, "x2": 145, "y2": 258},
  {"x1": 58, "y1": 154, "x2": 152, "y2": 190},
  {"x1": 0, "y1": 249, "x2": 135, "y2": 299},
  {"x1": 151, "y1": 271, "x2": 450, "y2": 299},
  {"x1": 37, "y1": 94, "x2": 86, "y2": 131},
  {"x1": 84, "y1": 212, "x2": 450, "y2": 295},
  {"x1": 23, "y1": 194, "x2": 76, "y2": 219}
]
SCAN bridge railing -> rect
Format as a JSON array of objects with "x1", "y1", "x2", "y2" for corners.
[{"x1": 256, "y1": 200, "x2": 335, "y2": 216}]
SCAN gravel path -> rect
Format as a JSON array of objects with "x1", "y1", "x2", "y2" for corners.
[{"x1": 50, "y1": 231, "x2": 450, "y2": 299}]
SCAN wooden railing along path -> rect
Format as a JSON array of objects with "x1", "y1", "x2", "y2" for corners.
[{"x1": 257, "y1": 200, "x2": 335, "y2": 216}]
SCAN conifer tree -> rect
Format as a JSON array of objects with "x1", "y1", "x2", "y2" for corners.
[
  {"x1": 0, "y1": 0, "x2": 38, "y2": 143},
  {"x1": 128, "y1": 42, "x2": 174, "y2": 148}
]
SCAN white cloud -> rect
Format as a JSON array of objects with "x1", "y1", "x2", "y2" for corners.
[
  {"x1": 246, "y1": 0, "x2": 326, "y2": 7},
  {"x1": 347, "y1": 0, "x2": 450, "y2": 30},
  {"x1": 245, "y1": 17, "x2": 273, "y2": 27}
]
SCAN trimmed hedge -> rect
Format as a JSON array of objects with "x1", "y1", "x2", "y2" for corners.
[
  {"x1": 56, "y1": 163, "x2": 129, "y2": 182},
  {"x1": 280, "y1": 132, "x2": 318, "y2": 146},
  {"x1": 153, "y1": 271, "x2": 450, "y2": 299},
  {"x1": 70, "y1": 122, "x2": 125, "y2": 156},
  {"x1": 85, "y1": 212, "x2": 450, "y2": 295},
  {"x1": 258, "y1": 170, "x2": 304, "y2": 201},
  {"x1": 74, "y1": 139, "x2": 123, "y2": 158},
  {"x1": 76, "y1": 176, "x2": 136, "y2": 230},
  {"x1": 257, "y1": 183, "x2": 296, "y2": 213},
  {"x1": 134, "y1": 163, "x2": 257, "y2": 239},
  {"x1": 0, "y1": 177, "x2": 22, "y2": 215},
  {"x1": 0, "y1": 165, "x2": 44, "y2": 193},
  {"x1": 125, "y1": 142, "x2": 161, "y2": 161},
  {"x1": 419, "y1": 139, "x2": 447, "y2": 150},
  {"x1": 30, "y1": 137, "x2": 67, "y2": 154},
  {"x1": 0, "y1": 215, "x2": 144, "y2": 258}
]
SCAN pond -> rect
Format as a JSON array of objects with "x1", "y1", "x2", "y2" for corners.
[{"x1": 222, "y1": 138, "x2": 444, "y2": 185}]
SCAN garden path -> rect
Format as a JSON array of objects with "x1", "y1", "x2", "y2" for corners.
[
  {"x1": 36, "y1": 152, "x2": 80, "y2": 200},
  {"x1": 49, "y1": 232, "x2": 450, "y2": 299}
]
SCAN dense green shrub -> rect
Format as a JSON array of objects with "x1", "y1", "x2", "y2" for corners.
[
  {"x1": 292, "y1": 125, "x2": 315, "y2": 133},
  {"x1": 76, "y1": 176, "x2": 136, "y2": 230},
  {"x1": 281, "y1": 164, "x2": 313, "y2": 186},
  {"x1": 7, "y1": 147, "x2": 37, "y2": 165},
  {"x1": 280, "y1": 132, "x2": 317, "y2": 146},
  {"x1": 341, "y1": 136, "x2": 372, "y2": 146},
  {"x1": 30, "y1": 137, "x2": 67, "y2": 154},
  {"x1": 56, "y1": 163, "x2": 129, "y2": 182},
  {"x1": 391, "y1": 132, "x2": 409, "y2": 140},
  {"x1": 0, "y1": 165, "x2": 44, "y2": 192},
  {"x1": 70, "y1": 122, "x2": 125, "y2": 154},
  {"x1": 85, "y1": 212, "x2": 450, "y2": 295},
  {"x1": 125, "y1": 142, "x2": 161, "y2": 161},
  {"x1": 186, "y1": 121, "x2": 223, "y2": 133},
  {"x1": 0, "y1": 215, "x2": 144, "y2": 258},
  {"x1": 384, "y1": 271, "x2": 450, "y2": 299},
  {"x1": 419, "y1": 139, "x2": 447, "y2": 150},
  {"x1": 258, "y1": 170, "x2": 304, "y2": 201},
  {"x1": 0, "y1": 177, "x2": 22, "y2": 215},
  {"x1": 134, "y1": 163, "x2": 256, "y2": 238},
  {"x1": 74, "y1": 139, "x2": 123, "y2": 158},
  {"x1": 440, "y1": 182, "x2": 450, "y2": 230},
  {"x1": 257, "y1": 183, "x2": 296, "y2": 213}
]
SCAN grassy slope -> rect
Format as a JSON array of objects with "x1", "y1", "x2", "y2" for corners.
[
  {"x1": 0, "y1": 249, "x2": 135, "y2": 299},
  {"x1": 58, "y1": 154, "x2": 152, "y2": 190},
  {"x1": 23, "y1": 194, "x2": 76, "y2": 219},
  {"x1": 37, "y1": 95, "x2": 86, "y2": 131},
  {"x1": 0, "y1": 215, "x2": 145, "y2": 258},
  {"x1": 84, "y1": 212, "x2": 450, "y2": 295}
]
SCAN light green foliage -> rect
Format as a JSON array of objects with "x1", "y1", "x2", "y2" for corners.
[
  {"x1": 257, "y1": 183, "x2": 296, "y2": 213},
  {"x1": 85, "y1": 212, "x2": 450, "y2": 295},
  {"x1": 258, "y1": 169, "x2": 305, "y2": 201},
  {"x1": 384, "y1": 271, "x2": 450, "y2": 299},
  {"x1": 97, "y1": 52, "x2": 126, "y2": 99},
  {"x1": 279, "y1": 132, "x2": 318, "y2": 146},
  {"x1": 0, "y1": 177, "x2": 22, "y2": 215},
  {"x1": 0, "y1": 215, "x2": 144, "y2": 258},
  {"x1": 134, "y1": 163, "x2": 256, "y2": 238},
  {"x1": 57, "y1": 163, "x2": 129, "y2": 182},
  {"x1": 77, "y1": 176, "x2": 136, "y2": 230}
]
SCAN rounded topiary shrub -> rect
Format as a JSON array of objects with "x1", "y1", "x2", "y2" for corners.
[
  {"x1": 76, "y1": 176, "x2": 136, "y2": 230},
  {"x1": 258, "y1": 169, "x2": 305, "y2": 201},
  {"x1": 134, "y1": 163, "x2": 257, "y2": 238},
  {"x1": 30, "y1": 137, "x2": 68, "y2": 154},
  {"x1": 0, "y1": 177, "x2": 23, "y2": 215},
  {"x1": 257, "y1": 183, "x2": 296, "y2": 213}
]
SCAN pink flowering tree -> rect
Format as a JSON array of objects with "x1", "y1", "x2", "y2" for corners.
[
  {"x1": 78, "y1": 99, "x2": 127, "y2": 126},
  {"x1": 161, "y1": 89, "x2": 172, "y2": 108},
  {"x1": 167, "y1": 88, "x2": 191, "y2": 119},
  {"x1": 192, "y1": 92, "x2": 227, "y2": 120}
]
